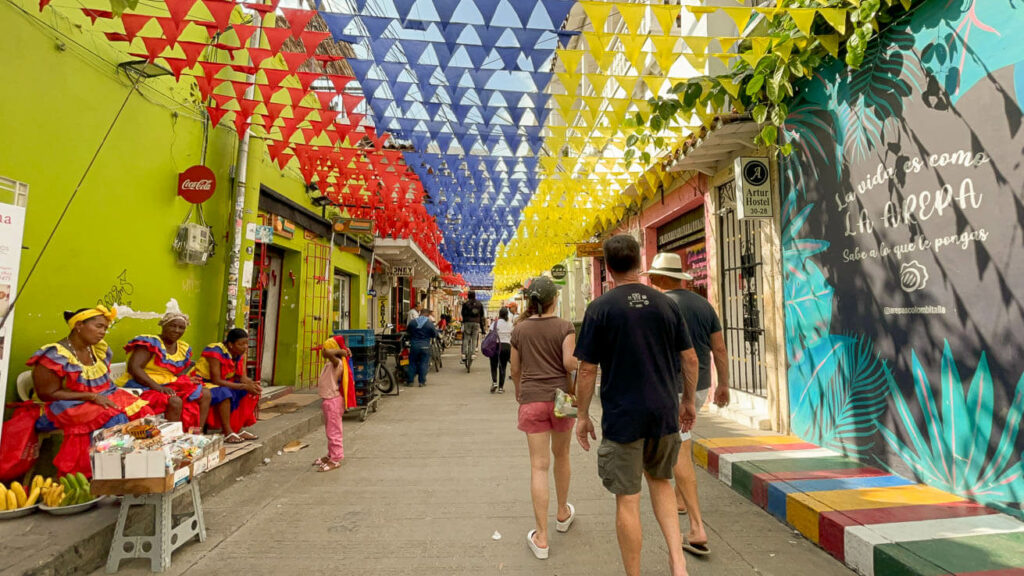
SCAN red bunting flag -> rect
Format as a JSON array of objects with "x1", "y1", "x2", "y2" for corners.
[
  {"x1": 280, "y1": 51, "x2": 309, "y2": 72},
  {"x1": 140, "y1": 36, "x2": 171, "y2": 62},
  {"x1": 238, "y1": 98, "x2": 262, "y2": 118},
  {"x1": 326, "y1": 74, "x2": 354, "y2": 93},
  {"x1": 200, "y1": 0, "x2": 236, "y2": 32},
  {"x1": 312, "y1": 90, "x2": 335, "y2": 110},
  {"x1": 262, "y1": 69, "x2": 292, "y2": 88},
  {"x1": 299, "y1": 30, "x2": 330, "y2": 57},
  {"x1": 193, "y1": 21, "x2": 222, "y2": 37},
  {"x1": 164, "y1": 0, "x2": 196, "y2": 25},
  {"x1": 178, "y1": 41, "x2": 208, "y2": 68},
  {"x1": 233, "y1": 116, "x2": 251, "y2": 139},
  {"x1": 162, "y1": 57, "x2": 190, "y2": 80},
  {"x1": 262, "y1": 27, "x2": 292, "y2": 54},
  {"x1": 295, "y1": 71, "x2": 321, "y2": 91},
  {"x1": 280, "y1": 8, "x2": 316, "y2": 39},
  {"x1": 81, "y1": 8, "x2": 114, "y2": 24},
  {"x1": 340, "y1": 93, "x2": 362, "y2": 115},
  {"x1": 205, "y1": 106, "x2": 231, "y2": 126},
  {"x1": 211, "y1": 93, "x2": 235, "y2": 109},
  {"x1": 257, "y1": 83, "x2": 281, "y2": 103},
  {"x1": 230, "y1": 64, "x2": 258, "y2": 75},
  {"x1": 229, "y1": 80, "x2": 252, "y2": 100},
  {"x1": 121, "y1": 14, "x2": 152, "y2": 43},
  {"x1": 231, "y1": 24, "x2": 259, "y2": 48},
  {"x1": 104, "y1": 32, "x2": 131, "y2": 43},
  {"x1": 155, "y1": 17, "x2": 184, "y2": 46},
  {"x1": 264, "y1": 102, "x2": 287, "y2": 121},
  {"x1": 292, "y1": 106, "x2": 314, "y2": 126},
  {"x1": 198, "y1": 60, "x2": 227, "y2": 81},
  {"x1": 286, "y1": 86, "x2": 308, "y2": 106},
  {"x1": 314, "y1": 54, "x2": 345, "y2": 64}
]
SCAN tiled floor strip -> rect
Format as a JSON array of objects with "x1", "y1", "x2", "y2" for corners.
[{"x1": 695, "y1": 435, "x2": 1024, "y2": 576}]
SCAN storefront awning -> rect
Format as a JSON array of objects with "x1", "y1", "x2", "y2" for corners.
[
  {"x1": 373, "y1": 237, "x2": 441, "y2": 279},
  {"x1": 666, "y1": 120, "x2": 762, "y2": 176}
]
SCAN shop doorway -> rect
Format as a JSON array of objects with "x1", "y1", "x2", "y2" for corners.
[
  {"x1": 718, "y1": 180, "x2": 769, "y2": 398},
  {"x1": 656, "y1": 209, "x2": 708, "y2": 299},
  {"x1": 248, "y1": 244, "x2": 284, "y2": 384},
  {"x1": 333, "y1": 272, "x2": 351, "y2": 331}
]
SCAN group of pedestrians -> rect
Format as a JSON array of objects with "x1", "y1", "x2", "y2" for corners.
[{"x1": 509, "y1": 234, "x2": 730, "y2": 576}]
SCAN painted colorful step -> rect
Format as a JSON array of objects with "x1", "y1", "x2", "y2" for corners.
[{"x1": 695, "y1": 435, "x2": 1024, "y2": 576}]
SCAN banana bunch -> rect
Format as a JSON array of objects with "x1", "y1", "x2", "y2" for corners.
[
  {"x1": 42, "y1": 473, "x2": 93, "y2": 507},
  {"x1": 0, "y1": 475, "x2": 44, "y2": 511}
]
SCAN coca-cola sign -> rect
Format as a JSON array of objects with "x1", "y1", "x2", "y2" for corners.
[{"x1": 177, "y1": 165, "x2": 216, "y2": 204}]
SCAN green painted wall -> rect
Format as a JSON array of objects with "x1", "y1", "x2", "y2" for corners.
[
  {"x1": 0, "y1": 1, "x2": 368, "y2": 398},
  {"x1": 0, "y1": 1, "x2": 237, "y2": 399}
]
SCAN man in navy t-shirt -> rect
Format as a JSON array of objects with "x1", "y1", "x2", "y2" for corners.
[
  {"x1": 646, "y1": 251, "x2": 731, "y2": 557},
  {"x1": 574, "y1": 234, "x2": 699, "y2": 576}
]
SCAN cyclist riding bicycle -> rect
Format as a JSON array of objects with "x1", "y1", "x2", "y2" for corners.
[{"x1": 460, "y1": 291, "x2": 486, "y2": 372}]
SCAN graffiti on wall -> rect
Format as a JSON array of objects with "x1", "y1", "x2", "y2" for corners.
[
  {"x1": 782, "y1": 0, "x2": 1024, "y2": 517},
  {"x1": 97, "y1": 269, "x2": 135, "y2": 309}
]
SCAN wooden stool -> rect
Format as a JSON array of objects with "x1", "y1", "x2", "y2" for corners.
[{"x1": 105, "y1": 478, "x2": 206, "y2": 573}]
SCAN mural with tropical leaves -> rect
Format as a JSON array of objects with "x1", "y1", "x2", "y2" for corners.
[{"x1": 782, "y1": 0, "x2": 1024, "y2": 517}]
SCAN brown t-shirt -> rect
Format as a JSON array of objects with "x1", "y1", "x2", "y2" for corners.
[{"x1": 511, "y1": 317, "x2": 575, "y2": 403}]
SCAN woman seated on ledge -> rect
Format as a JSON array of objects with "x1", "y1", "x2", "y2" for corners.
[
  {"x1": 27, "y1": 306, "x2": 154, "y2": 477},
  {"x1": 195, "y1": 328, "x2": 261, "y2": 444},
  {"x1": 118, "y1": 310, "x2": 212, "y2": 431}
]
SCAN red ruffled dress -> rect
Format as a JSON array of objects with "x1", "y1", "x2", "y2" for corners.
[
  {"x1": 27, "y1": 341, "x2": 153, "y2": 477},
  {"x1": 118, "y1": 335, "x2": 204, "y2": 430},
  {"x1": 195, "y1": 343, "x2": 259, "y2": 431}
]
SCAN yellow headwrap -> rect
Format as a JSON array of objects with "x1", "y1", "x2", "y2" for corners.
[{"x1": 67, "y1": 306, "x2": 117, "y2": 329}]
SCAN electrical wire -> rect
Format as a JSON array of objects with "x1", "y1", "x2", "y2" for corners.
[{"x1": 0, "y1": 71, "x2": 142, "y2": 331}]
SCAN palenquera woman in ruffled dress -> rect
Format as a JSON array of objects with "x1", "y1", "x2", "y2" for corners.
[
  {"x1": 118, "y1": 309, "x2": 212, "y2": 431},
  {"x1": 195, "y1": 328, "x2": 261, "y2": 444},
  {"x1": 28, "y1": 306, "x2": 154, "y2": 477}
]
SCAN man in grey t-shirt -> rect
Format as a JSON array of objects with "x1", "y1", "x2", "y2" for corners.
[{"x1": 645, "y1": 252, "x2": 730, "y2": 557}]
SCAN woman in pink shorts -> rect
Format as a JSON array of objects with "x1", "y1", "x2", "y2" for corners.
[{"x1": 510, "y1": 276, "x2": 579, "y2": 560}]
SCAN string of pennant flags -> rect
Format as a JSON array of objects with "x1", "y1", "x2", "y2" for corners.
[{"x1": 41, "y1": 0, "x2": 858, "y2": 291}]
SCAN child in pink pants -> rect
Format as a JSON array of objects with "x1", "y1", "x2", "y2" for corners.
[{"x1": 315, "y1": 336, "x2": 352, "y2": 472}]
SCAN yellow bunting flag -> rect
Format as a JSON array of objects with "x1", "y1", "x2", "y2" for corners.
[
  {"x1": 585, "y1": 73, "x2": 610, "y2": 95},
  {"x1": 816, "y1": 8, "x2": 847, "y2": 34},
  {"x1": 817, "y1": 34, "x2": 840, "y2": 57},
  {"x1": 617, "y1": 34, "x2": 649, "y2": 71},
  {"x1": 684, "y1": 5, "x2": 717, "y2": 23},
  {"x1": 582, "y1": 96, "x2": 604, "y2": 114},
  {"x1": 682, "y1": 36, "x2": 712, "y2": 56},
  {"x1": 750, "y1": 37, "x2": 772, "y2": 57},
  {"x1": 787, "y1": 8, "x2": 817, "y2": 36},
  {"x1": 718, "y1": 77, "x2": 741, "y2": 99},
  {"x1": 651, "y1": 4, "x2": 679, "y2": 35},
  {"x1": 607, "y1": 98, "x2": 631, "y2": 123},
  {"x1": 613, "y1": 75, "x2": 640, "y2": 97},
  {"x1": 552, "y1": 94, "x2": 577, "y2": 115},
  {"x1": 581, "y1": 1, "x2": 614, "y2": 32},
  {"x1": 717, "y1": 36, "x2": 739, "y2": 53},
  {"x1": 557, "y1": 49, "x2": 583, "y2": 73},
  {"x1": 595, "y1": 50, "x2": 618, "y2": 72},
  {"x1": 555, "y1": 72, "x2": 581, "y2": 96},
  {"x1": 615, "y1": 3, "x2": 648, "y2": 36},
  {"x1": 650, "y1": 36, "x2": 680, "y2": 73},
  {"x1": 642, "y1": 75, "x2": 668, "y2": 96},
  {"x1": 721, "y1": 7, "x2": 754, "y2": 33},
  {"x1": 683, "y1": 53, "x2": 709, "y2": 71},
  {"x1": 739, "y1": 52, "x2": 762, "y2": 69}
]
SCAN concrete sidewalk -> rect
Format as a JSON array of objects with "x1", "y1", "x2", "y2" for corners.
[
  {"x1": 87, "y1": 353, "x2": 853, "y2": 576},
  {"x1": 693, "y1": 427, "x2": 1024, "y2": 575},
  {"x1": 0, "y1": 393, "x2": 325, "y2": 576}
]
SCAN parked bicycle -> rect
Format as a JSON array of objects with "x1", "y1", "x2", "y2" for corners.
[{"x1": 431, "y1": 336, "x2": 443, "y2": 372}]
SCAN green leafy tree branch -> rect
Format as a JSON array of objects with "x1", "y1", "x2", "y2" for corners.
[{"x1": 626, "y1": 0, "x2": 920, "y2": 165}]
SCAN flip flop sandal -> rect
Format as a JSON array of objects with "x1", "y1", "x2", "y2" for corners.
[
  {"x1": 312, "y1": 456, "x2": 330, "y2": 467},
  {"x1": 555, "y1": 503, "x2": 575, "y2": 533},
  {"x1": 678, "y1": 508, "x2": 688, "y2": 515},
  {"x1": 316, "y1": 460, "x2": 341, "y2": 472},
  {"x1": 225, "y1": 433, "x2": 245, "y2": 444},
  {"x1": 238, "y1": 430, "x2": 260, "y2": 441},
  {"x1": 526, "y1": 529, "x2": 549, "y2": 560},
  {"x1": 682, "y1": 538, "x2": 711, "y2": 557}
]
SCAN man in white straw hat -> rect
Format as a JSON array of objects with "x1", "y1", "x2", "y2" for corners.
[{"x1": 644, "y1": 251, "x2": 731, "y2": 557}]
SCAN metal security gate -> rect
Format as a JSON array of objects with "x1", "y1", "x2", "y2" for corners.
[{"x1": 718, "y1": 181, "x2": 769, "y2": 398}]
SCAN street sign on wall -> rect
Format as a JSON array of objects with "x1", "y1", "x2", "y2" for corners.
[
  {"x1": 575, "y1": 242, "x2": 604, "y2": 258},
  {"x1": 735, "y1": 157, "x2": 774, "y2": 220},
  {"x1": 393, "y1": 266, "x2": 414, "y2": 277}
]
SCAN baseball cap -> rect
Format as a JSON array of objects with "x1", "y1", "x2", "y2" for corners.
[{"x1": 525, "y1": 276, "x2": 559, "y2": 305}]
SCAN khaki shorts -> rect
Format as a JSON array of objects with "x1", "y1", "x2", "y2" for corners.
[
  {"x1": 597, "y1": 433, "x2": 682, "y2": 495},
  {"x1": 679, "y1": 389, "x2": 709, "y2": 442}
]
